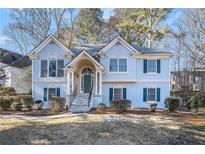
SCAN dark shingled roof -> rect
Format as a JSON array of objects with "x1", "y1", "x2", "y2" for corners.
[
  {"x1": 0, "y1": 48, "x2": 22, "y2": 65},
  {"x1": 9, "y1": 56, "x2": 31, "y2": 69},
  {"x1": 70, "y1": 43, "x2": 172, "y2": 57},
  {"x1": 130, "y1": 43, "x2": 173, "y2": 55},
  {"x1": 0, "y1": 48, "x2": 31, "y2": 69},
  {"x1": 70, "y1": 44, "x2": 106, "y2": 58}
]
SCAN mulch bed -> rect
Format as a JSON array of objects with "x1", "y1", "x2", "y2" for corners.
[
  {"x1": 0, "y1": 109, "x2": 67, "y2": 116},
  {"x1": 89, "y1": 108, "x2": 205, "y2": 117}
]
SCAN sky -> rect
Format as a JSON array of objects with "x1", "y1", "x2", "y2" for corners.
[{"x1": 0, "y1": 8, "x2": 183, "y2": 54}]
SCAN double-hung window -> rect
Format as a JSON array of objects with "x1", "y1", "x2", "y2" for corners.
[
  {"x1": 57, "y1": 60, "x2": 64, "y2": 77},
  {"x1": 113, "y1": 88, "x2": 122, "y2": 100},
  {"x1": 41, "y1": 60, "x2": 47, "y2": 77},
  {"x1": 110, "y1": 58, "x2": 127, "y2": 72},
  {"x1": 41, "y1": 56, "x2": 64, "y2": 77},
  {"x1": 43, "y1": 88, "x2": 60, "y2": 102},
  {"x1": 49, "y1": 56, "x2": 57, "y2": 77},
  {"x1": 147, "y1": 88, "x2": 156, "y2": 101},
  {"x1": 147, "y1": 60, "x2": 157, "y2": 73}
]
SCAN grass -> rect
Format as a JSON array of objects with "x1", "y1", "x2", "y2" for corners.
[{"x1": 0, "y1": 111, "x2": 205, "y2": 145}]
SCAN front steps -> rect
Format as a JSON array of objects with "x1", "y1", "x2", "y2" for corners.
[{"x1": 69, "y1": 94, "x2": 90, "y2": 113}]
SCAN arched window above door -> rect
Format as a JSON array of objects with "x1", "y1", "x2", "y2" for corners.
[{"x1": 81, "y1": 68, "x2": 94, "y2": 75}]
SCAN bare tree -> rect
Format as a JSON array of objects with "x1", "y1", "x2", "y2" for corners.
[
  {"x1": 4, "y1": 9, "x2": 52, "y2": 55},
  {"x1": 53, "y1": 8, "x2": 67, "y2": 39}
]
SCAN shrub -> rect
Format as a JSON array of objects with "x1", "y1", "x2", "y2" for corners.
[
  {"x1": 0, "y1": 87, "x2": 16, "y2": 96},
  {"x1": 186, "y1": 95, "x2": 203, "y2": 113},
  {"x1": 97, "y1": 103, "x2": 106, "y2": 111},
  {"x1": 198, "y1": 93, "x2": 205, "y2": 107},
  {"x1": 11, "y1": 102, "x2": 23, "y2": 111},
  {"x1": 34, "y1": 100, "x2": 44, "y2": 110},
  {"x1": 110, "y1": 99, "x2": 131, "y2": 113},
  {"x1": 164, "y1": 97, "x2": 180, "y2": 112},
  {"x1": 20, "y1": 96, "x2": 33, "y2": 110},
  {"x1": 51, "y1": 96, "x2": 65, "y2": 112},
  {"x1": 0, "y1": 97, "x2": 12, "y2": 111},
  {"x1": 149, "y1": 103, "x2": 157, "y2": 112}
]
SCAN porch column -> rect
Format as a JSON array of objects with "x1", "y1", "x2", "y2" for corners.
[
  {"x1": 66, "y1": 68, "x2": 74, "y2": 95},
  {"x1": 67, "y1": 70, "x2": 70, "y2": 95},
  {"x1": 95, "y1": 68, "x2": 103, "y2": 95},
  {"x1": 95, "y1": 71, "x2": 98, "y2": 95},
  {"x1": 71, "y1": 71, "x2": 74, "y2": 92},
  {"x1": 99, "y1": 70, "x2": 102, "y2": 95}
]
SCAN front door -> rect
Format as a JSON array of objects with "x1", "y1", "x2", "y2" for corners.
[{"x1": 84, "y1": 74, "x2": 92, "y2": 93}]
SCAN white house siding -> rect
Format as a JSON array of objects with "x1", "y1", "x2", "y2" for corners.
[
  {"x1": 32, "y1": 42, "x2": 71, "y2": 108},
  {"x1": 32, "y1": 82, "x2": 67, "y2": 109},
  {"x1": 102, "y1": 82, "x2": 169, "y2": 108}
]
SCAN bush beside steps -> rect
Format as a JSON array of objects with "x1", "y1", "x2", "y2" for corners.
[
  {"x1": 110, "y1": 99, "x2": 131, "y2": 113},
  {"x1": 50, "y1": 96, "x2": 65, "y2": 112}
]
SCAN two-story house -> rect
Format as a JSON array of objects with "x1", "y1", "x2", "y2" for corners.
[{"x1": 29, "y1": 35, "x2": 173, "y2": 112}]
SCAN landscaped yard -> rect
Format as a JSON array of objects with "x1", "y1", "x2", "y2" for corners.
[{"x1": 0, "y1": 110, "x2": 205, "y2": 145}]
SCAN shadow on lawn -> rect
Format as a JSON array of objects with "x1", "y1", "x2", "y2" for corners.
[{"x1": 0, "y1": 119, "x2": 204, "y2": 145}]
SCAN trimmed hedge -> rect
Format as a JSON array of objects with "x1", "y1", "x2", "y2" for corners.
[
  {"x1": 0, "y1": 97, "x2": 13, "y2": 111},
  {"x1": 51, "y1": 96, "x2": 65, "y2": 112},
  {"x1": 164, "y1": 97, "x2": 180, "y2": 112},
  {"x1": 110, "y1": 99, "x2": 131, "y2": 113}
]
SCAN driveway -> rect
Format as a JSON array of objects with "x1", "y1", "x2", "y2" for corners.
[{"x1": 0, "y1": 113, "x2": 204, "y2": 144}]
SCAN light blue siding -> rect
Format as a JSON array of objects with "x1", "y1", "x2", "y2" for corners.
[
  {"x1": 31, "y1": 40, "x2": 171, "y2": 109},
  {"x1": 32, "y1": 42, "x2": 71, "y2": 108},
  {"x1": 33, "y1": 82, "x2": 67, "y2": 108},
  {"x1": 136, "y1": 58, "x2": 170, "y2": 81},
  {"x1": 32, "y1": 42, "x2": 71, "y2": 81},
  {"x1": 100, "y1": 44, "x2": 137, "y2": 81},
  {"x1": 102, "y1": 82, "x2": 169, "y2": 108}
]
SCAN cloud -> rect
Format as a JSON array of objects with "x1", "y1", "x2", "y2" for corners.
[{"x1": 0, "y1": 36, "x2": 12, "y2": 44}]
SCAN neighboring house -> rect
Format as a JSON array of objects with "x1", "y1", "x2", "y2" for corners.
[
  {"x1": 171, "y1": 68, "x2": 205, "y2": 92},
  {"x1": 0, "y1": 48, "x2": 22, "y2": 86},
  {"x1": 29, "y1": 35, "x2": 173, "y2": 112},
  {"x1": 4, "y1": 56, "x2": 32, "y2": 94}
]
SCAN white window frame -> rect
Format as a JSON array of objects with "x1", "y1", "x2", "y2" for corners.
[
  {"x1": 147, "y1": 59, "x2": 157, "y2": 74},
  {"x1": 109, "y1": 58, "x2": 128, "y2": 73},
  {"x1": 44, "y1": 87, "x2": 60, "y2": 102},
  {"x1": 113, "y1": 88, "x2": 123, "y2": 100},
  {"x1": 40, "y1": 55, "x2": 64, "y2": 78},
  {"x1": 147, "y1": 88, "x2": 156, "y2": 102}
]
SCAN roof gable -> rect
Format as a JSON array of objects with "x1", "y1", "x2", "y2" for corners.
[
  {"x1": 64, "y1": 50, "x2": 104, "y2": 69},
  {"x1": 28, "y1": 35, "x2": 73, "y2": 56},
  {"x1": 98, "y1": 36, "x2": 141, "y2": 55}
]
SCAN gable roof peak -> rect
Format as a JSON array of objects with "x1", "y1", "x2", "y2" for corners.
[{"x1": 28, "y1": 34, "x2": 73, "y2": 56}]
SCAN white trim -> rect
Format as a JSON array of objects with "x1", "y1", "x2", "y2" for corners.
[
  {"x1": 135, "y1": 54, "x2": 173, "y2": 59},
  {"x1": 109, "y1": 57, "x2": 128, "y2": 73},
  {"x1": 33, "y1": 80, "x2": 66, "y2": 83},
  {"x1": 113, "y1": 87, "x2": 123, "y2": 100},
  {"x1": 147, "y1": 59, "x2": 157, "y2": 74},
  {"x1": 29, "y1": 35, "x2": 73, "y2": 56},
  {"x1": 65, "y1": 50, "x2": 104, "y2": 69},
  {"x1": 102, "y1": 80, "x2": 169, "y2": 83},
  {"x1": 147, "y1": 88, "x2": 156, "y2": 102},
  {"x1": 98, "y1": 36, "x2": 140, "y2": 55}
]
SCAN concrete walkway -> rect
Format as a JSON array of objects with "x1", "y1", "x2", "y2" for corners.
[{"x1": 0, "y1": 112, "x2": 87, "y2": 120}]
